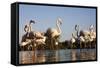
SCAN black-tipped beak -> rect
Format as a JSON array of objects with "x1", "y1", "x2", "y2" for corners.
[
  {"x1": 30, "y1": 20, "x2": 36, "y2": 24},
  {"x1": 60, "y1": 22, "x2": 62, "y2": 25}
]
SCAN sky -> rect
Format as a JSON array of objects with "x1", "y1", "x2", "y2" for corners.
[{"x1": 19, "y1": 4, "x2": 96, "y2": 42}]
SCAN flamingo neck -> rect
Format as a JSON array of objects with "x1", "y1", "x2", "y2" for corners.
[
  {"x1": 56, "y1": 20, "x2": 61, "y2": 35},
  {"x1": 28, "y1": 23, "x2": 32, "y2": 32}
]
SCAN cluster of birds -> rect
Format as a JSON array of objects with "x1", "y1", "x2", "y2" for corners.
[
  {"x1": 70, "y1": 24, "x2": 96, "y2": 48},
  {"x1": 20, "y1": 17, "x2": 96, "y2": 50},
  {"x1": 20, "y1": 18, "x2": 62, "y2": 50}
]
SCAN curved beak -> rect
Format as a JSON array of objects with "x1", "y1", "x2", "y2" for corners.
[
  {"x1": 30, "y1": 20, "x2": 36, "y2": 24},
  {"x1": 58, "y1": 17, "x2": 62, "y2": 25},
  {"x1": 59, "y1": 20, "x2": 62, "y2": 25}
]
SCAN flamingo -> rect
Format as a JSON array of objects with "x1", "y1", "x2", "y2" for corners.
[
  {"x1": 20, "y1": 20, "x2": 46, "y2": 50},
  {"x1": 45, "y1": 17, "x2": 62, "y2": 44},
  {"x1": 79, "y1": 24, "x2": 96, "y2": 48},
  {"x1": 45, "y1": 17, "x2": 62, "y2": 50},
  {"x1": 21, "y1": 20, "x2": 35, "y2": 45},
  {"x1": 70, "y1": 33, "x2": 76, "y2": 48}
]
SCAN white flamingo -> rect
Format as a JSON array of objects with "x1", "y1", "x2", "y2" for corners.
[
  {"x1": 70, "y1": 33, "x2": 76, "y2": 44},
  {"x1": 46, "y1": 17, "x2": 62, "y2": 45},
  {"x1": 70, "y1": 24, "x2": 80, "y2": 48},
  {"x1": 20, "y1": 20, "x2": 35, "y2": 47},
  {"x1": 21, "y1": 20, "x2": 46, "y2": 48},
  {"x1": 34, "y1": 31, "x2": 46, "y2": 46},
  {"x1": 89, "y1": 25, "x2": 96, "y2": 41},
  {"x1": 70, "y1": 33, "x2": 76, "y2": 48},
  {"x1": 80, "y1": 25, "x2": 96, "y2": 42},
  {"x1": 79, "y1": 25, "x2": 96, "y2": 48}
]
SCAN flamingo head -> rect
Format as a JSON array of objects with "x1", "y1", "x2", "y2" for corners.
[
  {"x1": 30, "y1": 20, "x2": 36, "y2": 24},
  {"x1": 57, "y1": 17, "x2": 62, "y2": 25},
  {"x1": 24, "y1": 25, "x2": 29, "y2": 32},
  {"x1": 75, "y1": 24, "x2": 79, "y2": 31}
]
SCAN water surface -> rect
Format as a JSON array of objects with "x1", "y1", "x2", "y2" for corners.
[{"x1": 19, "y1": 49, "x2": 96, "y2": 64}]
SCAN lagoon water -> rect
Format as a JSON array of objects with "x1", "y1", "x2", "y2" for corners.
[{"x1": 19, "y1": 49, "x2": 96, "y2": 64}]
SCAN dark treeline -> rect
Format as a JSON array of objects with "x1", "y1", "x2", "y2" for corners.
[{"x1": 19, "y1": 39, "x2": 96, "y2": 51}]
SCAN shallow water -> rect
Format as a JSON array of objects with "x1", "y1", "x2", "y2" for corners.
[{"x1": 19, "y1": 49, "x2": 96, "y2": 64}]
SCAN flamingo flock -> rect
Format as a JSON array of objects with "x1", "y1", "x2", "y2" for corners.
[
  {"x1": 20, "y1": 18, "x2": 62, "y2": 50},
  {"x1": 20, "y1": 18, "x2": 96, "y2": 51},
  {"x1": 70, "y1": 24, "x2": 96, "y2": 48}
]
